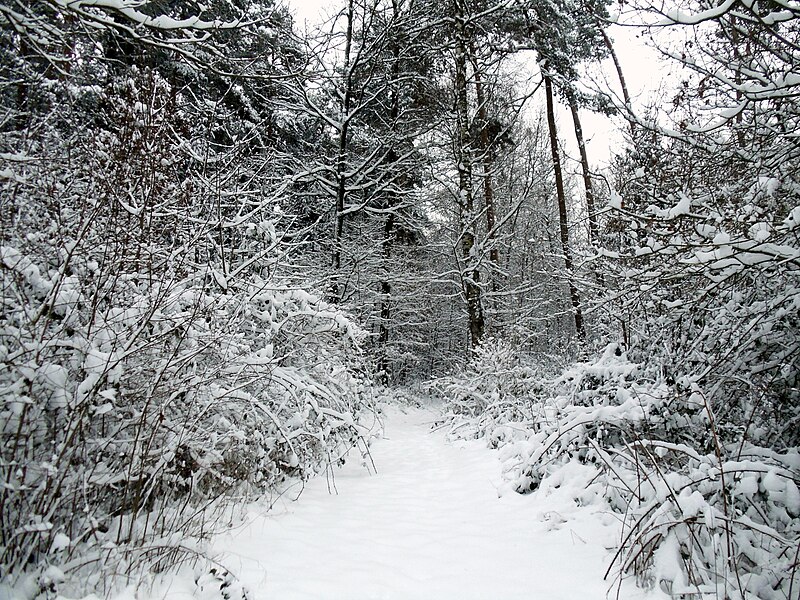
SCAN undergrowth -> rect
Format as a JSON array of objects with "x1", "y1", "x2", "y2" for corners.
[{"x1": 434, "y1": 340, "x2": 800, "y2": 600}]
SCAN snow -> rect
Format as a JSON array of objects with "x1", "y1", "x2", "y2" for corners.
[
  {"x1": 204, "y1": 405, "x2": 661, "y2": 600},
  {"x1": 653, "y1": 533, "x2": 684, "y2": 590},
  {"x1": 784, "y1": 205, "x2": 800, "y2": 230},
  {"x1": 652, "y1": 192, "x2": 692, "y2": 219},
  {"x1": 84, "y1": 347, "x2": 112, "y2": 376},
  {"x1": 761, "y1": 469, "x2": 784, "y2": 495},
  {"x1": 37, "y1": 363, "x2": 70, "y2": 409},
  {"x1": 2, "y1": 404, "x2": 670, "y2": 600},
  {"x1": 56, "y1": 0, "x2": 232, "y2": 31},
  {"x1": 51, "y1": 533, "x2": 71, "y2": 553},
  {"x1": 661, "y1": 0, "x2": 737, "y2": 26},
  {"x1": 758, "y1": 176, "x2": 781, "y2": 196},
  {"x1": 677, "y1": 489, "x2": 706, "y2": 519}
]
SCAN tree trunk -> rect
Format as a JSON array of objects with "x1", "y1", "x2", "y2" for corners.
[
  {"x1": 331, "y1": 0, "x2": 355, "y2": 301},
  {"x1": 471, "y1": 49, "x2": 499, "y2": 290},
  {"x1": 545, "y1": 74, "x2": 585, "y2": 342},
  {"x1": 454, "y1": 2, "x2": 484, "y2": 351},
  {"x1": 376, "y1": 0, "x2": 402, "y2": 383},
  {"x1": 601, "y1": 30, "x2": 635, "y2": 138},
  {"x1": 376, "y1": 212, "x2": 394, "y2": 383},
  {"x1": 567, "y1": 93, "x2": 598, "y2": 245}
]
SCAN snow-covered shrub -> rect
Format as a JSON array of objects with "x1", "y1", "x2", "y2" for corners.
[
  {"x1": 557, "y1": 68, "x2": 800, "y2": 595},
  {"x1": 428, "y1": 339, "x2": 545, "y2": 447},
  {"x1": 0, "y1": 225, "x2": 374, "y2": 591},
  {"x1": 0, "y1": 65, "x2": 376, "y2": 593},
  {"x1": 448, "y1": 342, "x2": 800, "y2": 599}
]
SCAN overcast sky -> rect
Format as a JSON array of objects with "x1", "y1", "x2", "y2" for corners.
[{"x1": 287, "y1": 0, "x2": 330, "y2": 30}]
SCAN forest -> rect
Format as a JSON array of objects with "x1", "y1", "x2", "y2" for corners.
[{"x1": 0, "y1": 0, "x2": 798, "y2": 598}]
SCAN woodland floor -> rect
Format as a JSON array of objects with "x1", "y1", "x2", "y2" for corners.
[{"x1": 188, "y1": 403, "x2": 665, "y2": 600}]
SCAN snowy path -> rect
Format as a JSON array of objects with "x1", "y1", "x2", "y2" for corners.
[{"x1": 208, "y1": 405, "x2": 656, "y2": 600}]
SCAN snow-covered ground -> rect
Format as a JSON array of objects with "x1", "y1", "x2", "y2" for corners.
[
  {"x1": 177, "y1": 404, "x2": 664, "y2": 600},
  {"x1": 4, "y1": 403, "x2": 671, "y2": 600}
]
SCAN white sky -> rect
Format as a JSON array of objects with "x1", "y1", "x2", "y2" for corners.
[
  {"x1": 569, "y1": 23, "x2": 668, "y2": 167},
  {"x1": 286, "y1": 0, "x2": 330, "y2": 31}
]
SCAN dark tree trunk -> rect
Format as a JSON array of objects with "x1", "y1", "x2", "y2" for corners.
[
  {"x1": 331, "y1": 0, "x2": 355, "y2": 301},
  {"x1": 545, "y1": 74, "x2": 585, "y2": 342},
  {"x1": 376, "y1": 212, "x2": 394, "y2": 383},
  {"x1": 454, "y1": 1, "x2": 484, "y2": 351},
  {"x1": 376, "y1": 2, "x2": 402, "y2": 382},
  {"x1": 471, "y1": 51, "x2": 499, "y2": 290}
]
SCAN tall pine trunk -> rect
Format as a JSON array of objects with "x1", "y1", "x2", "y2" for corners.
[
  {"x1": 567, "y1": 93, "x2": 598, "y2": 245},
  {"x1": 545, "y1": 75, "x2": 585, "y2": 342}
]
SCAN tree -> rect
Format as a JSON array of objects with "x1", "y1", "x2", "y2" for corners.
[
  {"x1": 435, "y1": 0, "x2": 543, "y2": 352},
  {"x1": 281, "y1": 0, "x2": 443, "y2": 381},
  {"x1": 543, "y1": 73, "x2": 586, "y2": 340},
  {"x1": 507, "y1": 0, "x2": 612, "y2": 342},
  {"x1": 451, "y1": 0, "x2": 486, "y2": 349}
]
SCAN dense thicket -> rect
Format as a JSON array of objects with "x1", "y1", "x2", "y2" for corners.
[{"x1": 1, "y1": 1, "x2": 378, "y2": 593}]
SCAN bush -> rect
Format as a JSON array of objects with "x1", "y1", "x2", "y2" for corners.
[
  {"x1": 0, "y1": 66, "x2": 377, "y2": 593},
  {"x1": 443, "y1": 343, "x2": 800, "y2": 599},
  {"x1": 428, "y1": 338, "x2": 545, "y2": 446}
]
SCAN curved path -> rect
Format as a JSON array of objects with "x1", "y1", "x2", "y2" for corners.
[{"x1": 209, "y1": 405, "x2": 658, "y2": 600}]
